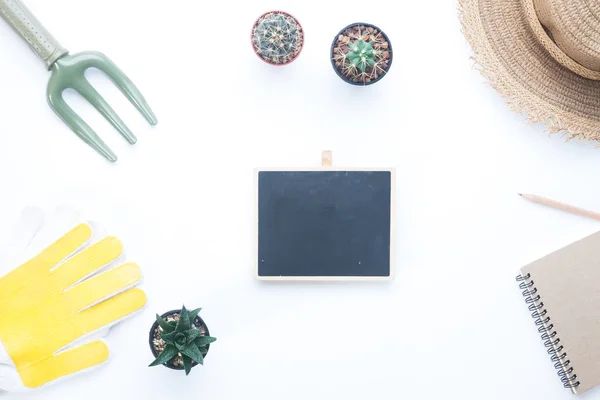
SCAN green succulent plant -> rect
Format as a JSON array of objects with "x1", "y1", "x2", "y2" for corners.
[
  {"x1": 332, "y1": 24, "x2": 392, "y2": 84},
  {"x1": 252, "y1": 11, "x2": 303, "y2": 65},
  {"x1": 344, "y1": 39, "x2": 379, "y2": 73},
  {"x1": 149, "y1": 306, "x2": 216, "y2": 375}
]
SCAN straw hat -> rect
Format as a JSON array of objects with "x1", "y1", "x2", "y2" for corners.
[{"x1": 460, "y1": 0, "x2": 600, "y2": 142}]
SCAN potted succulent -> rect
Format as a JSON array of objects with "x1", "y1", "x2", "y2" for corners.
[
  {"x1": 251, "y1": 11, "x2": 304, "y2": 65},
  {"x1": 330, "y1": 23, "x2": 393, "y2": 86},
  {"x1": 149, "y1": 306, "x2": 216, "y2": 375}
]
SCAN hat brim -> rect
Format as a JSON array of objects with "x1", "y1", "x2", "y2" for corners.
[{"x1": 459, "y1": 0, "x2": 600, "y2": 142}]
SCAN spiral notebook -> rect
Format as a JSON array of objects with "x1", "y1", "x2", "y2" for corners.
[{"x1": 517, "y1": 231, "x2": 600, "y2": 394}]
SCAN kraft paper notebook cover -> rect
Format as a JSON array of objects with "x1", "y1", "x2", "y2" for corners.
[{"x1": 517, "y1": 231, "x2": 600, "y2": 394}]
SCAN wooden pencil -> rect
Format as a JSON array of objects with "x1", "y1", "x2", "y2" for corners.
[{"x1": 519, "y1": 193, "x2": 600, "y2": 222}]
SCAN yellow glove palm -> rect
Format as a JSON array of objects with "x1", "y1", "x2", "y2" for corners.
[{"x1": 0, "y1": 223, "x2": 146, "y2": 389}]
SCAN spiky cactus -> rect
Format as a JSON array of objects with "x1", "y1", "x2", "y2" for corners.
[
  {"x1": 332, "y1": 24, "x2": 392, "y2": 85},
  {"x1": 252, "y1": 11, "x2": 304, "y2": 65},
  {"x1": 149, "y1": 306, "x2": 216, "y2": 375},
  {"x1": 345, "y1": 39, "x2": 378, "y2": 74}
]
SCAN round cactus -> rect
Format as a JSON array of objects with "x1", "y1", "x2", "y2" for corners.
[
  {"x1": 251, "y1": 11, "x2": 304, "y2": 65},
  {"x1": 331, "y1": 23, "x2": 393, "y2": 85}
]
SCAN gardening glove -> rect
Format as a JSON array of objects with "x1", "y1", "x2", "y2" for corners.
[{"x1": 0, "y1": 207, "x2": 147, "y2": 392}]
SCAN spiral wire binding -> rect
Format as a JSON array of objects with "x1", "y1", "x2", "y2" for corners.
[{"x1": 516, "y1": 273, "x2": 580, "y2": 390}]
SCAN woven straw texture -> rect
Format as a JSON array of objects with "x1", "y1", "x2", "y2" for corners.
[
  {"x1": 534, "y1": 0, "x2": 600, "y2": 73},
  {"x1": 530, "y1": 0, "x2": 600, "y2": 80},
  {"x1": 459, "y1": 0, "x2": 600, "y2": 142}
]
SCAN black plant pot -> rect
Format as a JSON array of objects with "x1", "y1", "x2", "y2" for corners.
[
  {"x1": 149, "y1": 309, "x2": 211, "y2": 371},
  {"x1": 330, "y1": 22, "x2": 393, "y2": 86}
]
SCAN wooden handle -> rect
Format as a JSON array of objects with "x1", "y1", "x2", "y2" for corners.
[{"x1": 322, "y1": 150, "x2": 332, "y2": 167}]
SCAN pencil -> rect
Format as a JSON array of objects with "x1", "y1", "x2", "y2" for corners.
[{"x1": 518, "y1": 193, "x2": 600, "y2": 222}]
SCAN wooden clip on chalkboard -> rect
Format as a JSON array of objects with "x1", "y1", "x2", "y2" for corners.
[{"x1": 255, "y1": 151, "x2": 395, "y2": 281}]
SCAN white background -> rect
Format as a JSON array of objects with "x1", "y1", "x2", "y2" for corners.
[{"x1": 0, "y1": 0, "x2": 599, "y2": 399}]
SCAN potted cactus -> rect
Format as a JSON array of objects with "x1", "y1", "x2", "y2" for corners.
[
  {"x1": 330, "y1": 23, "x2": 393, "y2": 86},
  {"x1": 149, "y1": 306, "x2": 216, "y2": 375},
  {"x1": 251, "y1": 11, "x2": 304, "y2": 65}
]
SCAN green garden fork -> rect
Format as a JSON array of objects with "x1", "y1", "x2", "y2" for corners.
[{"x1": 0, "y1": 0, "x2": 157, "y2": 162}]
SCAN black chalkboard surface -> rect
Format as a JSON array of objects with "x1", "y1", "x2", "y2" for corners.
[{"x1": 256, "y1": 170, "x2": 394, "y2": 280}]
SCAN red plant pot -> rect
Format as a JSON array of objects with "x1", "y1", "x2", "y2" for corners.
[{"x1": 250, "y1": 10, "x2": 304, "y2": 66}]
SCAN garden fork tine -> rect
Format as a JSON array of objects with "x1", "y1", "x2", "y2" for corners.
[
  {"x1": 0, "y1": 0, "x2": 157, "y2": 162},
  {"x1": 74, "y1": 78, "x2": 138, "y2": 145},
  {"x1": 48, "y1": 51, "x2": 157, "y2": 161},
  {"x1": 84, "y1": 53, "x2": 158, "y2": 127},
  {"x1": 47, "y1": 92, "x2": 119, "y2": 162}
]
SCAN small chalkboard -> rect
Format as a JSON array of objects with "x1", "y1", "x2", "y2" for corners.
[{"x1": 255, "y1": 168, "x2": 395, "y2": 281}]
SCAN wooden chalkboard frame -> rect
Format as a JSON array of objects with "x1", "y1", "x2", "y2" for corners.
[{"x1": 254, "y1": 167, "x2": 396, "y2": 281}]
